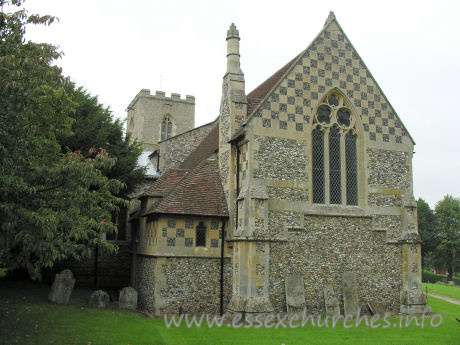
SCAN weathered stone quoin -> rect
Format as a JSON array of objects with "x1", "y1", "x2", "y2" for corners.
[{"x1": 127, "y1": 12, "x2": 425, "y2": 316}]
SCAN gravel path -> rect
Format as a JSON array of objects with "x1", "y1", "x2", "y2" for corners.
[{"x1": 427, "y1": 293, "x2": 460, "y2": 306}]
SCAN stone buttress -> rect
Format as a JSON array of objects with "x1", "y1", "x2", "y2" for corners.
[{"x1": 219, "y1": 24, "x2": 274, "y2": 315}]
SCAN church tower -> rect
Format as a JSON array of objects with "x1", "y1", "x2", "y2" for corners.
[{"x1": 126, "y1": 90, "x2": 195, "y2": 151}]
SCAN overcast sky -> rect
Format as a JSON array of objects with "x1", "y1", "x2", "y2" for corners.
[{"x1": 22, "y1": 0, "x2": 460, "y2": 208}]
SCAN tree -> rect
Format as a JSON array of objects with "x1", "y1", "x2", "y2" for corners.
[
  {"x1": 417, "y1": 198, "x2": 437, "y2": 266},
  {"x1": 57, "y1": 83, "x2": 145, "y2": 194},
  {"x1": 0, "y1": 0, "x2": 129, "y2": 279},
  {"x1": 432, "y1": 195, "x2": 460, "y2": 280}
]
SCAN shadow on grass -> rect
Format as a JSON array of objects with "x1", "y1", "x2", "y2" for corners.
[{"x1": 1, "y1": 279, "x2": 459, "y2": 345}]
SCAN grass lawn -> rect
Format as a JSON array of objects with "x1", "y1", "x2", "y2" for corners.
[
  {"x1": 0, "y1": 280, "x2": 459, "y2": 345},
  {"x1": 423, "y1": 282, "x2": 460, "y2": 301}
]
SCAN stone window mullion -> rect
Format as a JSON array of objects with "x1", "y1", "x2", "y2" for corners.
[{"x1": 312, "y1": 90, "x2": 359, "y2": 206}]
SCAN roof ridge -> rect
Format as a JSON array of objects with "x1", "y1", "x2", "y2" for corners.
[
  {"x1": 142, "y1": 168, "x2": 189, "y2": 197},
  {"x1": 158, "y1": 117, "x2": 218, "y2": 144},
  {"x1": 151, "y1": 159, "x2": 228, "y2": 217},
  {"x1": 243, "y1": 14, "x2": 415, "y2": 144},
  {"x1": 148, "y1": 167, "x2": 191, "y2": 206},
  {"x1": 178, "y1": 122, "x2": 219, "y2": 169},
  {"x1": 330, "y1": 19, "x2": 415, "y2": 144},
  {"x1": 159, "y1": 159, "x2": 208, "y2": 207},
  {"x1": 243, "y1": 18, "x2": 335, "y2": 126}
]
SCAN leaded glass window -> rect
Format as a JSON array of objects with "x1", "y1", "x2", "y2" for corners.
[
  {"x1": 317, "y1": 106, "x2": 331, "y2": 124},
  {"x1": 345, "y1": 132, "x2": 358, "y2": 205},
  {"x1": 161, "y1": 121, "x2": 166, "y2": 141},
  {"x1": 196, "y1": 222, "x2": 206, "y2": 247},
  {"x1": 312, "y1": 127, "x2": 325, "y2": 203},
  {"x1": 312, "y1": 90, "x2": 358, "y2": 205},
  {"x1": 337, "y1": 108, "x2": 351, "y2": 127},
  {"x1": 329, "y1": 126, "x2": 341, "y2": 204},
  {"x1": 167, "y1": 121, "x2": 172, "y2": 138}
]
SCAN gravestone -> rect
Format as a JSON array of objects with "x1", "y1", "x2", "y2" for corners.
[
  {"x1": 324, "y1": 285, "x2": 340, "y2": 317},
  {"x1": 119, "y1": 287, "x2": 138, "y2": 310},
  {"x1": 342, "y1": 271, "x2": 359, "y2": 317},
  {"x1": 89, "y1": 290, "x2": 110, "y2": 308},
  {"x1": 285, "y1": 274, "x2": 305, "y2": 315},
  {"x1": 368, "y1": 300, "x2": 386, "y2": 316},
  {"x1": 48, "y1": 269, "x2": 75, "y2": 305}
]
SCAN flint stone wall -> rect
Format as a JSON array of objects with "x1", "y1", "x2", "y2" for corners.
[
  {"x1": 253, "y1": 136, "x2": 307, "y2": 182},
  {"x1": 160, "y1": 122, "x2": 215, "y2": 170},
  {"x1": 269, "y1": 216, "x2": 402, "y2": 314},
  {"x1": 135, "y1": 256, "x2": 155, "y2": 312},
  {"x1": 135, "y1": 255, "x2": 232, "y2": 315},
  {"x1": 367, "y1": 149, "x2": 409, "y2": 189}
]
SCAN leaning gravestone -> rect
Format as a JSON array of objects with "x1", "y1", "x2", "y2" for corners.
[
  {"x1": 48, "y1": 269, "x2": 75, "y2": 305},
  {"x1": 89, "y1": 290, "x2": 110, "y2": 308},
  {"x1": 285, "y1": 274, "x2": 305, "y2": 315},
  {"x1": 119, "y1": 287, "x2": 138, "y2": 310},
  {"x1": 368, "y1": 300, "x2": 386, "y2": 316},
  {"x1": 342, "y1": 271, "x2": 359, "y2": 317},
  {"x1": 324, "y1": 285, "x2": 340, "y2": 317}
]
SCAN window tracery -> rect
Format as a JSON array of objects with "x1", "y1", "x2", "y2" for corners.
[
  {"x1": 161, "y1": 116, "x2": 173, "y2": 141},
  {"x1": 312, "y1": 91, "x2": 358, "y2": 205}
]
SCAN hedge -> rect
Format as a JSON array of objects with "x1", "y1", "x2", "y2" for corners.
[{"x1": 423, "y1": 270, "x2": 460, "y2": 285}]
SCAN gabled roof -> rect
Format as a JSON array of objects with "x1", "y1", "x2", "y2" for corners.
[
  {"x1": 142, "y1": 168, "x2": 188, "y2": 197},
  {"x1": 242, "y1": 12, "x2": 415, "y2": 145},
  {"x1": 157, "y1": 117, "x2": 218, "y2": 144},
  {"x1": 179, "y1": 123, "x2": 219, "y2": 170},
  {"x1": 247, "y1": 55, "x2": 298, "y2": 99},
  {"x1": 148, "y1": 159, "x2": 228, "y2": 217}
]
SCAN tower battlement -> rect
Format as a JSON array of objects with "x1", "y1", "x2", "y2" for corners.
[
  {"x1": 127, "y1": 89, "x2": 195, "y2": 150},
  {"x1": 131, "y1": 89, "x2": 195, "y2": 105}
]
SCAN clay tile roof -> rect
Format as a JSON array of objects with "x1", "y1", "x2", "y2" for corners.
[
  {"x1": 246, "y1": 53, "x2": 301, "y2": 113},
  {"x1": 179, "y1": 123, "x2": 219, "y2": 170},
  {"x1": 246, "y1": 97, "x2": 263, "y2": 116},
  {"x1": 151, "y1": 159, "x2": 229, "y2": 217},
  {"x1": 142, "y1": 168, "x2": 188, "y2": 197}
]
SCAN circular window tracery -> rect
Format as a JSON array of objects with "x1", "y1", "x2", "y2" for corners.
[
  {"x1": 317, "y1": 106, "x2": 331, "y2": 124},
  {"x1": 314, "y1": 92, "x2": 354, "y2": 130},
  {"x1": 328, "y1": 94, "x2": 339, "y2": 106},
  {"x1": 337, "y1": 108, "x2": 351, "y2": 127},
  {"x1": 312, "y1": 90, "x2": 358, "y2": 206}
]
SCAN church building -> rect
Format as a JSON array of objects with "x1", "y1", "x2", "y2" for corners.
[{"x1": 127, "y1": 12, "x2": 425, "y2": 317}]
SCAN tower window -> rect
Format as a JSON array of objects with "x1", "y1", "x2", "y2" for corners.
[
  {"x1": 312, "y1": 91, "x2": 358, "y2": 205},
  {"x1": 161, "y1": 116, "x2": 173, "y2": 140}
]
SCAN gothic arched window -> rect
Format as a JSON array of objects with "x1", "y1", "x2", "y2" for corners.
[
  {"x1": 161, "y1": 116, "x2": 173, "y2": 141},
  {"x1": 312, "y1": 91, "x2": 358, "y2": 205},
  {"x1": 196, "y1": 222, "x2": 206, "y2": 247}
]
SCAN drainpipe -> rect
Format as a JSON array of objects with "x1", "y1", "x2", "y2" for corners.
[
  {"x1": 156, "y1": 152, "x2": 160, "y2": 174},
  {"x1": 220, "y1": 219, "x2": 226, "y2": 316}
]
